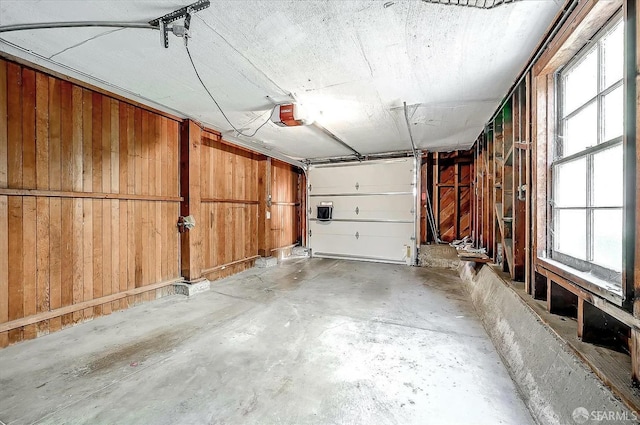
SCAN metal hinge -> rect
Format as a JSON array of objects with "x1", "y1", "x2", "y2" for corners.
[
  {"x1": 309, "y1": 229, "x2": 312, "y2": 237},
  {"x1": 355, "y1": 182, "x2": 359, "y2": 191},
  {"x1": 355, "y1": 232, "x2": 360, "y2": 240},
  {"x1": 355, "y1": 207, "x2": 359, "y2": 215}
]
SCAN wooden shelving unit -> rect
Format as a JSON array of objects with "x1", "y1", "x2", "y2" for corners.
[{"x1": 473, "y1": 88, "x2": 527, "y2": 282}]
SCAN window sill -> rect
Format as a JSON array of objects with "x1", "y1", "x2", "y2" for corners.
[{"x1": 536, "y1": 257, "x2": 623, "y2": 306}]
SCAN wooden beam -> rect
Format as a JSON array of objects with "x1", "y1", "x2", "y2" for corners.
[
  {"x1": 433, "y1": 152, "x2": 440, "y2": 238},
  {"x1": 525, "y1": 72, "x2": 533, "y2": 294},
  {"x1": 0, "y1": 188, "x2": 181, "y2": 202},
  {"x1": 257, "y1": 157, "x2": 272, "y2": 257},
  {"x1": 622, "y1": 0, "x2": 637, "y2": 315},
  {"x1": 513, "y1": 85, "x2": 527, "y2": 282},
  {"x1": 454, "y1": 162, "x2": 460, "y2": 240},
  {"x1": 201, "y1": 198, "x2": 259, "y2": 205},
  {"x1": 179, "y1": 120, "x2": 203, "y2": 281},
  {"x1": 0, "y1": 277, "x2": 183, "y2": 333},
  {"x1": 535, "y1": 0, "x2": 623, "y2": 76},
  {"x1": 201, "y1": 255, "x2": 260, "y2": 275},
  {"x1": 632, "y1": 328, "x2": 640, "y2": 383},
  {"x1": 578, "y1": 297, "x2": 585, "y2": 339}
]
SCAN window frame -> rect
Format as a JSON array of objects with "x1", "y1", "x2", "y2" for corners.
[{"x1": 552, "y1": 14, "x2": 624, "y2": 288}]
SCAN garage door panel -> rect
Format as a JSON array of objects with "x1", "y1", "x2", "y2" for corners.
[
  {"x1": 310, "y1": 194, "x2": 414, "y2": 221},
  {"x1": 308, "y1": 158, "x2": 417, "y2": 264},
  {"x1": 309, "y1": 160, "x2": 415, "y2": 195},
  {"x1": 310, "y1": 221, "x2": 413, "y2": 263}
]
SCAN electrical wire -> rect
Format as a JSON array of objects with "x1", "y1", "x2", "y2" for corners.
[{"x1": 184, "y1": 43, "x2": 273, "y2": 138}]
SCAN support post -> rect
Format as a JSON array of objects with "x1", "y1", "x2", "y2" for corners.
[
  {"x1": 179, "y1": 120, "x2": 203, "y2": 281},
  {"x1": 258, "y1": 157, "x2": 272, "y2": 257},
  {"x1": 632, "y1": 328, "x2": 640, "y2": 383}
]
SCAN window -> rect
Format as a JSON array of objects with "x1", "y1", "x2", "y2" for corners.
[{"x1": 553, "y1": 16, "x2": 623, "y2": 286}]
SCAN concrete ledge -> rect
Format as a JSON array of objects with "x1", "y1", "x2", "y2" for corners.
[
  {"x1": 292, "y1": 246, "x2": 309, "y2": 257},
  {"x1": 173, "y1": 279, "x2": 211, "y2": 297},
  {"x1": 419, "y1": 244, "x2": 460, "y2": 269},
  {"x1": 255, "y1": 256, "x2": 278, "y2": 268},
  {"x1": 459, "y1": 263, "x2": 637, "y2": 425}
]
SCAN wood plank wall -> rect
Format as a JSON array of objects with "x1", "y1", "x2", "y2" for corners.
[
  {"x1": 0, "y1": 58, "x2": 182, "y2": 347},
  {"x1": 200, "y1": 131, "x2": 263, "y2": 279},
  {"x1": 422, "y1": 150, "x2": 473, "y2": 243},
  {"x1": 270, "y1": 160, "x2": 301, "y2": 253},
  {"x1": 194, "y1": 134, "x2": 303, "y2": 279}
]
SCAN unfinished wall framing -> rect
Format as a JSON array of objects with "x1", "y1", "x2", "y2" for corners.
[
  {"x1": 466, "y1": 0, "x2": 640, "y2": 408},
  {"x1": 0, "y1": 55, "x2": 303, "y2": 348},
  {"x1": 422, "y1": 150, "x2": 474, "y2": 243}
]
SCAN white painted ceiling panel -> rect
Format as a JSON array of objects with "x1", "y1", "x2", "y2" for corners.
[{"x1": 0, "y1": 0, "x2": 560, "y2": 161}]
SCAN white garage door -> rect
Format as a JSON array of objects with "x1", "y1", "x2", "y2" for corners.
[{"x1": 307, "y1": 158, "x2": 418, "y2": 265}]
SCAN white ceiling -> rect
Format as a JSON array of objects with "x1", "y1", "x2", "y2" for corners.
[{"x1": 0, "y1": 0, "x2": 560, "y2": 161}]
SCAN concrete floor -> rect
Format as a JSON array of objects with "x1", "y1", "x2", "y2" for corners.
[{"x1": 0, "y1": 258, "x2": 533, "y2": 425}]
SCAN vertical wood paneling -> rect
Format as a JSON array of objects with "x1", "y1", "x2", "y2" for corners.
[
  {"x1": 7, "y1": 62, "x2": 23, "y2": 343},
  {"x1": 0, "y1": 60, "x2": 7, "y2": 347},
  {"x1": 35, "y1": 73, "x2": 50, "y2": 335},
  {"x1": 91, "y1": 93, "x2": 103, "y2": 317},
  {"x1": 0, "y1": 58, "x2": 301, "y2": 346},
  {"x1": 198, "y1": 134, "x2": 283, "y2": 275},
  {"x1": 48, "y1": 77, "x2": 62, "y2": 332},
  {"x1": 0, "y1": 195, "x2": 8, "y2": 347},
  {"x1": 118, "y1": 103, "x2": 129, "y2": 310},
  {"x1": 0, "y1": 59, "x2": 7, "y2": 189},
  {"x1": 0, "y1": 59, "x2": 182, "y2": 345},
  {"x1": 7, "y1": 197, "x2": 23, "y2": 343},
  {"x1": 0, "y1": 60, "x2": 9, "y2": 346},
  {"x1": 270, "y1": 160, "x2": 299, "y2": 251},
  {"x1": 7, "y1": 63, "x2": 22, "y2": 190},
  {"x1": 71, "y1": 87, "x2": 83, "y2": 322},
  {"x1": 21, "y1": 68, "x2": 37, "y2": 339},
  {"x1": 101, "y1": 97, "x2": 112, "y2": 315},
  {"x1": 82, "y1": 89, "x2": 94, "y2": 321}
]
